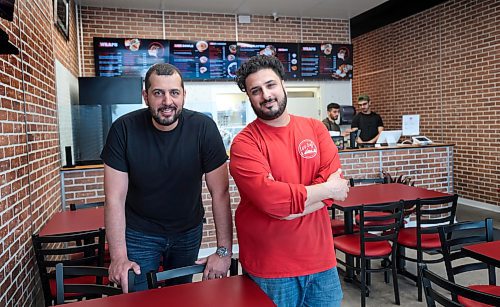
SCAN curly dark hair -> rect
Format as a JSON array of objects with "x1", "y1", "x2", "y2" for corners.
[
  {"x1": 235, "y1": 55, "x2": 285, "y2": 92},
  {"x1": 144, "y1": 63, "x2": 184, "y2": 91}
]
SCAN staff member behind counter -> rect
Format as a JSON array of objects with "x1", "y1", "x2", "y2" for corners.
[
  {"x1": 349, "y1": 94, "x2": 384, "y2": 145},
  {"x1": 322, "y1": 103, "x2": 350, "y2": 136}
]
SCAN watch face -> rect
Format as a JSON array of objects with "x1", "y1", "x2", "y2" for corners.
[{"x1": 216, "y1": 246, "x2": 229, "y2": 257}]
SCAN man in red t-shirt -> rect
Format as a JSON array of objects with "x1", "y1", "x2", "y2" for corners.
[{"x1": 230, "y1": 55, "x2": 349, "y2": 307}]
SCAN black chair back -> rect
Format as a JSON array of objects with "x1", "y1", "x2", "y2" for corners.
[
  {"x1": 55, "y1": 264, "x2": 122, "y2": 304},
  {"x1": 146, "y1": 264, "x2": 205, "y2": 289},
  {"x1": 420, "y1": 264, "x2": 500, "y2": 307},
  {"x1": 416, "y1": 194, "x2": 458, "y2": 238},
  {"x1": 438, "y1": 218, "x2": 495, "y2": 286},
  {"x1": 69, "y1": 201, "x2": 104, "y2": 211},
  {"x1": 32, "y1": 228, "x2": 106, "y2": 306},
  {"x1": 358, "y1": 201, "x2": 405, "y2": 251},
  {"x1": 349, "y1": 177, "x2": 387, "y2": 187}
]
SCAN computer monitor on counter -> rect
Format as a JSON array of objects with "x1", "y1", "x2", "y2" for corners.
[{"x1": 376, "y1": 130, "x2": 402, "y2": 146}]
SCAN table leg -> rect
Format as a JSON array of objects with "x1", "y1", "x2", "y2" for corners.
[{"x1": 343, "y1": 210, "x2": 355, "y2": 282}]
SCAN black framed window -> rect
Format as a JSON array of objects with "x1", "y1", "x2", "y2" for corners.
[{"x1": 54, "y1": 0, "x2": 69, "y2": 39}]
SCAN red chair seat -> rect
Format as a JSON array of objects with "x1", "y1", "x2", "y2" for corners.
[
  {"x1": 334, "y1": 233, "x2": 392, "y2": 257},
  {"x1": 331, "y1": 219, "x2": 359, "y2": 236},
  {"x1": 458, "y1": 285, "x2": 500, "y2": 307},
  {"x1": 397, "y1": 227, "x2": 441, "y2": 249},
  {"x1": 49, "y1": 275, "x2": 110, "y2": 297},
  {"x1": 355, "y1": 211, "x2": 394, "y2": 226}
]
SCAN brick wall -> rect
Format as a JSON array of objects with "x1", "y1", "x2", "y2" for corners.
[
  {"x1": 352, "y1": 0, "x2": 500, "y2": 205},
  {"x1": 0, "y1": 0, "x2": 80, "y2": 305}
]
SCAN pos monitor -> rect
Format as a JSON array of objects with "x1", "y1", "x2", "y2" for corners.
[{"x1": 376, "y1": 130, "x2": 402, "y2": 146}]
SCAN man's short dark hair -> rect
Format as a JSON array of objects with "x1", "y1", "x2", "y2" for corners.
[
  {"x1": 327, "y1": 103, "x2": 340, "y2": 111},
  {"x1": 144, "y1": 63, "x2": 184, "y2": 91},
  {"x1": 235, "y1": 55, "x2": 285, "y2": 92},
  {"x1": 358, "y1": 94, "x2": 370, "y2": 102}
]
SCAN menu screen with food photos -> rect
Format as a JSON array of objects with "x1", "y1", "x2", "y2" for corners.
[
  {"x1": 207, "y1": 41, "x2": 238, "y2": 80},
  {"x1": 237, "y1": 42, "x2": 300, "y2": 79},
  {"x1": 300, "y1": 43, "x2": 353, "y2": 80},
  {"x1": 94, "y1": 37, "x2": 352, "y2": 81},
  {"x1": 94, "y1": 37, "x2": 170, "y2": 78},
  {"x1": 169, "y1": 40, "x2": 238, "y2": 80}
]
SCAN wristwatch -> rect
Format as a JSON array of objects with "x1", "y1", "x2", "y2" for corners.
[{"x1": 215, "y1": 246, "x2": 231, "y2": 258}]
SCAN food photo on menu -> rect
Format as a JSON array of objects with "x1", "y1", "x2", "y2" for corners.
[
  {"x1": 125, "y1": 38, "x2": 141, "y2": 51},
  {"x1": 331, "y1": 44, "x2": 353, "y2": 80}
]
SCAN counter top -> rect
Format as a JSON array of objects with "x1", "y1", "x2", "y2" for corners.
[{"x1": 339, "y1": 143, "x2": 454, "y2": 153}]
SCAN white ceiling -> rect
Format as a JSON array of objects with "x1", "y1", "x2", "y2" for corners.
[{"x1": 77, "y1": 0, "x2": 387, "y2": 19}]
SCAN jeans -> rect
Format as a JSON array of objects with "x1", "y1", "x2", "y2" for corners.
[
  {"x1": 126, "y1": 222, "x2": 203, "y2": 291},
  {"x1": 249, "y1": 267, "x2": 343, "y2": 307}
]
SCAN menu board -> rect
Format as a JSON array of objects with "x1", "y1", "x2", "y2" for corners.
[
  {"x1": 94, "y1": 37, "x2": 353, "y2": 81},
  {"x1": 300, "y1": 43, "x2": 353, "y2": 80},
  {"x1": 237, "y1": 42, "x2": 300, "y2": 79},
  {"x1": 168, "y1": 40, "x2": 238, "y2": 80},
  {"x1": 94, "y1": 37, "x2": 169, "y2": 78},
  {"x1": 207, "y1": 41, "x2": 237, "y2": 80}
]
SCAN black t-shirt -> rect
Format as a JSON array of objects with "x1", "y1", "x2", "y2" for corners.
[
  {"x1": 351, "y1": 112, "x2": 384, "y2": 142},
  {"x1": 101, "y1": 108, "x2": 228, "y2": 235}
]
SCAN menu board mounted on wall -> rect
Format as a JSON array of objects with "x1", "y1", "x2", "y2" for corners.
[
  {"x1": 300, "y1": 43, "x2": 353, "y2": 80},
  {"x1": 237, "y1": 42, "x2": 301, "y2": 80},
  {"x1": 169, "y1": 40, "x2": 237, "y2": 80},
  {"x1": 94, "y1": 37, "x2": 170, "y2": 78},
  {"x1": 94, "y1": 37, "x2": 352, "y2": 81}
]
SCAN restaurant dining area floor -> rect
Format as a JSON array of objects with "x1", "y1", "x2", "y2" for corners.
[{"x1": 337, "y1": 204, "x2": 500, "y2": 306}]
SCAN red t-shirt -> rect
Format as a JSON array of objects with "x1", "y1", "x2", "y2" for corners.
[{"x1": 229, "y1": 115, "x2": 340, "y2": 278}]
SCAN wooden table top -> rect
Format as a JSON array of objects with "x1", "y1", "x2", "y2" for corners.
[
  {"x1": 63, "y1": 275, "x2": 275, "y2": 307},
  {"x1": 39, "y1": 207, "x2": 104, "y2": 236},
  {"x1": 462, "y1": 240, "x2": 500, "y2": 268},
  {"x1": 323, "y1": 183, "x2": 451, "y2": 210}
]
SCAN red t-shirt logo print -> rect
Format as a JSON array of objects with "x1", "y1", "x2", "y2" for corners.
[{"x1": 298, "y1": 139, "x2": 317, "y2": 159}]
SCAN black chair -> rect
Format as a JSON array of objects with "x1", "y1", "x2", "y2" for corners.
[
  {"x1": 330, "y1": 177, "x2": 387, "y2": 237},
  {"x1": 438, "y1": 218, "x2": 500, "y2": 305},
  {"x1": 349, "y1": 177, "x2": 388, "y2": 187},
  {"x1": 69, "y1": 201, "x2": 110, "y2": 264},
  {"x1": 55, "y1": 263, "x2": 122, "y2": 304},
  {"x1": 420, "y1": 264, "x2": 500, "y2": 307},
  {"x1": 351, "y1": 177, "x2": 392, "y2": 227},
  {"x1": 146, "y1": 264, "x2": 206, "y2": 289},
  {"x1": 397, "y1": 194, "x2": 458, "y2": 301},
  {"x1": 32, "y1": 228, "x2": 106, "y2": 306},
  {"x1": 334, "y1": 201, "x2": 404, "y2": 307},
  {"x1": 69, "y1": 201, "x2": 104, "y2": 211}
]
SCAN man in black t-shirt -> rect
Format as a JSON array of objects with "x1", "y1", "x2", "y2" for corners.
[
  {"x1": 350, "y1": 94, "x2": 384, "y2": 144},
  {"x1": 101, "y1": 63, "x2": 232, "y2": 292}
]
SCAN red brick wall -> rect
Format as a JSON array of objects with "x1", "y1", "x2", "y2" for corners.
[
  {"x1": 0, "y1": 0, "x2": 80, "y2": 305},
  {"x1": 79, "y1": 7, "x2": 349, "y2": 77},
  {"x1": 352, "y1": 0, "x2": 500, "y2": 205}
]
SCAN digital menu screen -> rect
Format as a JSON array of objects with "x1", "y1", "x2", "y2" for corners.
[
  {"x1": 168, "y1": 40, "x2": 238, "y2": 80},
  {"x1": 94, "y1": 37, "x2": 169, "y2": 78},
  {"x1": 94, "y1": 37, "x2": 352, "y2": 80},
  {"x1": 237, "y1": 42, "x2": 300, "y2": 79},
  {"x1": 300, "y1": 43, "x2": 353, "y2": 80}
]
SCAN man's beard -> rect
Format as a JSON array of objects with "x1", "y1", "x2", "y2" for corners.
[
  {"x1": 251, "y1": 90, "x2": 287, "y2": 121},
  {"x1": 149, "y1": 105, "x2": 181, "y2": 127}
]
